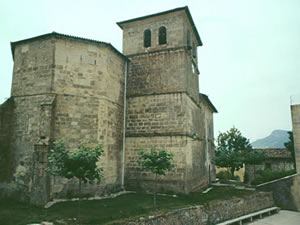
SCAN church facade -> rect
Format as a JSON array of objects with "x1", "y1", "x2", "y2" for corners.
[{"x1": 0, "y1": 6, "x2": 217, "y2": 205}]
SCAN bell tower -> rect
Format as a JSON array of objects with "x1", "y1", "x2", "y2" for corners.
[
  {"x1": 117, "y1": 6, "x2": 202, "y2": 103},
  {"x1": 118, "y1": 6, "x2": 211, "y2": 193}
]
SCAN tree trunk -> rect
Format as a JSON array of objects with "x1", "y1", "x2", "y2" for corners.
[
  {"x1": 78, "y1": 179, "x2": 82, "y2": 224},
  {"x1": 79, "y1": 179, "x2": 82, "y2": 196},
  {"x1": 154, "y1": 173, "x2": 157, "y2": 208},
  {"x1": 230, "y1": 167, "x2": 235, "y2": 179}
]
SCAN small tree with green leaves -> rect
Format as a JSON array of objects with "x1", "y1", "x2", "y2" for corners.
[
  {"x1": 215, "y1": 127, "x2": 252, "y2": 178},
  {"x1": 138, "y1": 148, "x2": 174, "y2": 207},
  {"x1": 48, "y1": 141, "x2": 103, "y2": 222},
  {"x1": 48, "y1": 140, "x2": 103, "y2": 196},
  {"x1": 284, "y1": 131, "x2": 296, "y2": 170}
]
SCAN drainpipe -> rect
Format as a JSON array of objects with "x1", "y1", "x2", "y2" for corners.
[{"x1": 121, "y1": 60, "x2": 128, "y2": 189}]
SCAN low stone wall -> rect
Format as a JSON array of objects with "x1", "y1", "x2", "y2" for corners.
[
  {"x1": 256, "y1": 173, "x2": 300, "y2": 211},
  {"x1": 125, "y1": 192, "x2": 274, "y2": 225},
  {"x1": 206, "y1": 192, "x2": 273, "y2": 224},
  {"x1": 128, "y1": 206, "x2": 208, "y2": 225}
]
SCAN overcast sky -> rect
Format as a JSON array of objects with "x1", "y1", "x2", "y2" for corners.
[{"x1": 1, "y1": 0, "x2": 300, "y2": 141}]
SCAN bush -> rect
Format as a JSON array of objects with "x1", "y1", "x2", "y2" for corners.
[
  {"x1": 216, "y1": 171, "x2": 232, "y2": 180},
  {"x1": 251, "y1": 169, "x2": 296, "y2": 185}
]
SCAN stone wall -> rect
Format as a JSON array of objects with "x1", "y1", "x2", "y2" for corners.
[
  {"x1": 257, "y1": 174, "x2": 300, "y2": 211},
  {"x1": 11, "y1": 38, "x2": 55, "y2": 96},
  {"x1": 126, "y1": 93, "x2": 202, "y2": 136},
  {"x1": 53, "y1": 39, "x2": 125, "y2": 103},
  {"x1": 125, "y1": 136, "x2": 209, "y2": 193},
  {"x1": 10, "y1": 95, "x2": 55, "y2": 176},
  {"x1": 0, "y1": 98, "x2": 15, "y2": 181},
  {"x1": 51, "y1": 38, "x2": 125, "y2": 197},
  {"x1": 7, "y1": 36, "x2": 57, "y2": 203},
  {"x1": 51, "y1": 95, "x2": 124, "y2": 198},
  {"x1": 125, "y1": 136, "x2": 189, "y2": 193},
  {"x1": 199, "y1": 97, "x2": 216, "y2": 182},
  {"x1": 125, "y1": 192, "x2": 274, "y2": 225},
  {"x1": 49, "y1": 38, "x2": 126, "y2": 198},
  {"x1": 8, "y1": 94, "x2": 56, "y2": 204},
  {"x1": 1, "y1": 35, "x2": 127, "y2": 204},
  {"x1": 125, "y1": 92, "x2": 211, "y2": 193},
  {"x1": 127, "y1": 206, "x2": 208, "y2": 225},
  {"x1": 291, "y1": 104, "x2": 300, "y2": 173},
  {"x1": 127, "y1": 48, "x2": 199, "y2": 103}
]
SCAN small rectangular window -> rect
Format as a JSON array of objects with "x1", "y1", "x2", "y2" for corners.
[
  {"x1": 144, "y1": 29, "x2": 151, "y2": 47},
  {"x1": 159, "y1": 26, "x2": 167, "y2": 45}
]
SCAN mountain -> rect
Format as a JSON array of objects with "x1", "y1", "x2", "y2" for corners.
[{"x1": 251, "y1": 130, "x2": 290, "y2": 149}]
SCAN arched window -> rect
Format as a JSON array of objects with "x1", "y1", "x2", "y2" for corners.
[
  {"x1": 144, "y1": 29, "x2": 151, "y2": 48},
  {"x1": 159, "y1": 26, "x2": 167, "y2": 45}
]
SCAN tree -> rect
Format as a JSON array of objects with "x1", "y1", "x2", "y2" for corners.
[
  {"x1": 284, "y1": 131, "x2": 296, "y2": 170},
  {"x1": 48, "y1": 140, "x2": 103, "y2": 195},
  {"x1": 215, "y1": 127, "x2": 252, "y2": 178},
  {"x1": 138, "y1": 148, "x2": 174, "y2": 207}
]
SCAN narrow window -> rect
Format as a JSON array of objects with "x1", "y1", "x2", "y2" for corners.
[
  {"x1": 159, "y1": 26, "x2": 167, "y2": 45},
  {"x1": 192, "y1": 42, "x2": 197, "y2": 58},
  {"x1": 144, "y1": 29, "x2": 151, "y2": 48},
  {"x1": 187, "y1": 31, "x2": 191, "y2": 46}
]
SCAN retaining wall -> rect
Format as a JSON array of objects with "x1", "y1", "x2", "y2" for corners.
[
  {"x1": 257, "y1": 174, "x2": 300, "y2": 211},
  {"x1": 124, "y1": 192, "x2": 274, "y2": 225}
]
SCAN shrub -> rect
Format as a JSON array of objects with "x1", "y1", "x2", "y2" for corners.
[
  {"x1": 216, "y1": 170, "x2": 232, "y2": 180},
  {"x1": 251, "y1": 169, "x2": 296, "y2": 185}
]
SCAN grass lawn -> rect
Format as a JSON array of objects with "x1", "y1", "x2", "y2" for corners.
[{"x1": 0, "y1": 187, "x2": 253, "y2": 225}]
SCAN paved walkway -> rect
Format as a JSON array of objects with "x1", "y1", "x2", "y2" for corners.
[{"x1": 248, "y1": 210, "x2": 300, "y2": 225}]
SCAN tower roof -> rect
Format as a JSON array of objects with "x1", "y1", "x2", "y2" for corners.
[{"x1": 117, "y1": 6, "x2": 202, "y2": 46}]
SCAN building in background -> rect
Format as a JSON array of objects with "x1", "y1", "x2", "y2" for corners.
[{"x1": 245, "y1": 148, "x2": 294, "y2": 183}]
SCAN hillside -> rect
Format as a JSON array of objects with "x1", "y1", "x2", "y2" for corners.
[{"x1": 251, "y1": 130, "x2": 290, "y2": 148}]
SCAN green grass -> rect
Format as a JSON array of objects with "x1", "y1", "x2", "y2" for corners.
[{"x1": 0, "y1": 187, "x2": 253, "y2": 225}]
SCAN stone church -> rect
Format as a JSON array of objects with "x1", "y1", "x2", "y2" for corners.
[{"x1": 0, "y1": 6, "x2": 217, "y2": 205}]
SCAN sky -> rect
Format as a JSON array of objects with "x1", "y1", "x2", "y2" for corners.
[{"x1": 0, "y1": 0, "x2": 300, "y2": 141}]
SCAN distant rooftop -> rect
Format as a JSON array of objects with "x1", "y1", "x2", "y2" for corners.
[{"x1": 254, "y1": 148, "x2": 292, "y2": 159}]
